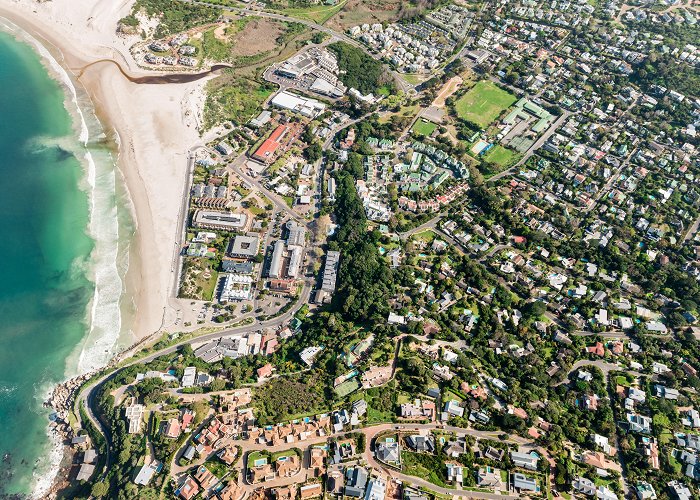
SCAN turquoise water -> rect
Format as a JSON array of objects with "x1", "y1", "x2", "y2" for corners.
[{"x1": 0, "y1": 31, "x2": 95, "y2": 495}]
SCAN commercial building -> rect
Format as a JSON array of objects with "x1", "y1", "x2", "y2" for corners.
[
  {"x1": 286, "y1": 221, "x2": 307, "y2": 246},
  {"x1": 228, "y1": 235, "x2": 260, "y2": 259},
  {"x1": 270, "y1": 90, "x2": 326, "y2": 118},
  {"x1": 268, "y1": 240, "x2": 286, "y2": 279},
  {"x1": 252, "y1": 124, "x2": 291, "y2": 164},
  {"x1": 193, "y1": 210, "x2": 247, "y2": 231},
  {"x1": 219, "y1": 274, "x2": 254, "y2": 302},
  {"x1": 287, "y1": 245, "x2": 303, "y2": 279}
]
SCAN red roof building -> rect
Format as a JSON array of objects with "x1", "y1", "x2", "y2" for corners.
[
  {"x1": 257, "y1": 363, "x2": 274, "y2": 379},
  {"x1": 252, "y1": 125, "x2": 290, "y2": 163}
]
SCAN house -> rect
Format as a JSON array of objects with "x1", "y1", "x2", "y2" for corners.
[
  {"x1": 510, "y1": 451, "x2": 539, "y2": 470},
  {"x1": 276, "y1": 455, "x2": 300, "y2": 477},
  {"x1": 476, "y1": 467, "x2": 504, "y2": 489},
  {"x1": 300, "y1": 483, "x2": 323, "y2": 499},
  {"x1": 655, "y1": 384, "x2": 680, "y2": 400},
  {"x1": 161, "y1": 418, "x2": 181, "y2": 439},
  {"x1": 177, "y1": 475, "x2": 200, "y2": 500},
  {"x1": 75, "y1": 463, "x2": 95, "y2": 482},
  {"x1": 483, "y1": 446, "x2": 505, "y2": 461},
  {"x1": 344, "y1": 467, "x2": 368, "y2": 497},
  {"x1": 573, "y1": 476, "x2": 596, "y2": 496},
  {"x1": 257, "y1": 363, "x2": 274, "y2": 380},
  {"x1": 444, "y1": 400, "x2": 464, "y2": 418},
  {"x1": 635, "y1": 481, "x2": 657, "y2": 499},
  {"x1": 446, "y1": 463, "x2": 463, "y2": 484},
  {"x1": 592, "y1": 434, "x2": 616, "y2": 455},
  {"x1": 583, "y1": 451, "x2": 622, "y2": 472},
  {"x1": 512, "y1": 473, "x2": 538, "y2": 492},
  {"x1": 667, "y1": 480, "x2": 692, "y2": 500},
  {"x1": 125, "y1": 403, "x2": 145, "y2": 434},
  {"x1": 597, "y1": 486, "x2": 619, "y2": 500},
  {"x1": 376, "y1": 441, "x2": 400, "y2": 465},
  {"x1": 194, "y1": 465, "x2": 218, "y2": 490},
  {"x1": 405, "y1": 435, "x2": 434, "y2": 453},
  {"x1": 364, "y1": 477, "x2": 386, "y2": 500},
  {"x1": 627, "y1": 413, "x2": 652, "y2": 434}
]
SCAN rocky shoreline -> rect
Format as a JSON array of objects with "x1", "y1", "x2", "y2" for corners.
[{"x1": 41, "y1": 331, "x2": 161, "y2": 498}]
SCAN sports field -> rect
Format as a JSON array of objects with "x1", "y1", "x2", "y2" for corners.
[
  {"x1": 483, "y1": 145, "x2": 518, "y2": 166},
  {"x1": 334, "y1": 379, "x2": 360, "y2": 397},
  {"x1": 454, "y1": 81, "x2": 516, "y2": 128},
  {"x1": 412, "y1": 119, "x2": 437, "y2": 137}
]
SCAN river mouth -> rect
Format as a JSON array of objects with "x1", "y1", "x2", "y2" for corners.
[{"x1": 77, "y1": 59, "x2": 232, "y2": 84}]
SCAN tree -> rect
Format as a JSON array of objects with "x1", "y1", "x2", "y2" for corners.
[{"x1": 91, "y1": 481, "x2": 109, "y2": 497}]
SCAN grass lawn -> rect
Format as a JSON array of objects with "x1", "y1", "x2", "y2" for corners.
[
  {"x1": 443, "y1": 389, "x2": 464, "y2": 402},
  {"x1": 482, "y1": 145, "x2": 518, "y2": 167},
  {"x1": 659, "y1": 430, "x2": 673, "y2": 445},
  {"x1": 615, "y1": 375, "x2": 631, "y2": 387},
  {"x1": 367, "y1": 404, "x2": 394, "y2": 425},
  {"x1": 454, "y1": 81, "x2": 516, "y2": 128},
  {"x1": 248, "y1": 205, "x2": 266, "y2": 216},
  {"x1": 281, "y1": 0, "x2": 347, "y2": 24},
  {"x1": 271, "y1": 449, "x2": 299, "y2": 461},
  {"x1": 412, "y1": 119, "x2": 438, "y2": 137},
  {"x1": 204, "y1": 457, "x2": 229, "y2": 478},
  {"x1": 412, "y1": 229, "x2": 437, "y2": 243},
  {"x1": 247, "y1": 450, "x2": 269, "y2": 468},
  {"x1": 378, "y1": 103, "x2": 420, "y2": 125},
  {"x1": 668, "y1": 451, "x2": 682, "y2": 474},
  {"x1": 401, "y1": 451, "x2": 447, "y2": 487}
]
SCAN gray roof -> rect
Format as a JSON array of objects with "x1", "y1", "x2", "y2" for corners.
[{"x1": 228, "y1": 235, "x2": 260, "y2": 258}]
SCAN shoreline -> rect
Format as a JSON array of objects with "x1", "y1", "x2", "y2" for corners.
[{"x1": 0, "y1": 0, "x2": 211, "y2": 496}]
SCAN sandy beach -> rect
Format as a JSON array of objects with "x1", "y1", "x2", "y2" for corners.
[{"x1": 0, "y1": 0, "x2": 208, "y2": 344}]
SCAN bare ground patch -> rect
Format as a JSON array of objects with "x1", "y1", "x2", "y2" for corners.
[{"x1": 230, "y1": 18, "x2": 285, "y2": 57}]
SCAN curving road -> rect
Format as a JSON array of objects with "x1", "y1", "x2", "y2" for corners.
[{"x1": 75, "y1": 281, "x2": 312, "y2": 477}]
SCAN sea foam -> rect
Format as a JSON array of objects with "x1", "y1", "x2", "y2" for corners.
[{"x1": 0, "y1": 17, "x2": 128, "y2": 499}]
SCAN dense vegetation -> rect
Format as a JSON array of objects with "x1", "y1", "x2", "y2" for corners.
[
  {"x1": 125, "y1": 0, "x2": 220, "y2": 37},
  {"x1": 253, "y1": 373, "x2": 328, "y2": 424},
  {"x1": 330, "y1": 170, "x2": 394, "y2": 323},
  {"x1": 634, "y1": 52, "x2": 700, "y2": 99},
  {"x1": 327, "y1": 42, "x2": 392, "y2": 96}
]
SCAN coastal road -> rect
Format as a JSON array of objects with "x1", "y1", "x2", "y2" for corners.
[
  {"x1": 74, "y1": 280, "x2": 312, "y2": 476},
  {"x1": 170, "y1": 149, "x2": 198, "y2": 303}
]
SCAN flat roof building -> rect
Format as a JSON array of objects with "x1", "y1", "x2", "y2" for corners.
[
  {"x1": 271, "y1": 90, "x2": 326, "y2": 118},
  {"x1": 193, "y1": 210, "x2": 247, "y2": 231},
  {"x1": 228, "y1": 235, "x2": 260, "y2": 259},
  {"x1": 220, "y1": 274, "x2": 254, "y2": 302},
  {"x1": 125, "y1": 404, "x2": 145, "y2": 434},
  {"x1": 287, "y1": 245, "x2": 303, "y2": 279},
  {"x1": 321, "y1": 251, "x2": 340, "y2": 292},
  {"x1": 268, "y1": 240, "x2": 285, "y2": 279}
]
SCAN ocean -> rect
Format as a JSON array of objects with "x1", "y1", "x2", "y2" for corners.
[{"x1": 0, "y1": 27, "x2": 131, "y2": 497}]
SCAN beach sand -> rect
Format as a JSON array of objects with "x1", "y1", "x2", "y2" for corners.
[{"x1": 0, "y1": 0, "x2": 208, "y2": 342}]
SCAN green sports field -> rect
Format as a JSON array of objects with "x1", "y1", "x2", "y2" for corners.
[
  {"x1": 454, "y1": 81, "x2": 517, "y2": 128},
  {"x1": 412, "y1": 119, "x2": 437, "y2": 137}
]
